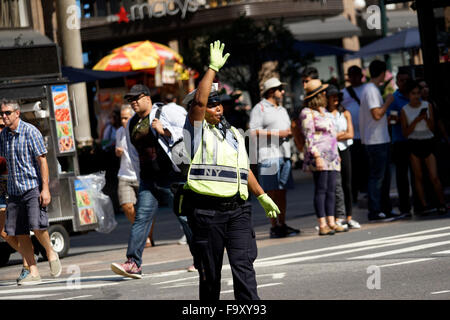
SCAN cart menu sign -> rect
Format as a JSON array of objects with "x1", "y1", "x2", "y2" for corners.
[
  {"x1": 74, "y1": 179, "x2": 97, "y2": 226},
  {"x1": 51, "y1": 85, "x2": 75, "y2": 153}
]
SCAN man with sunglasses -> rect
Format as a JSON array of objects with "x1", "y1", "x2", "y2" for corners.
[
  {"x1": 110, "y1": 84, "x2": 191, "y2": 279},
  {"x1": 250, "y1": 77, "x2": 300, "y2": 239},
  {"x1": 181, "y1": 41, "x2": 280, "y2": 300},
  {"x1": 0, "y1": 100, "x2": 62, "y2": 285}
]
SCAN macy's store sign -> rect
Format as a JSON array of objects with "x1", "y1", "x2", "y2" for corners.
[{"x1": 107, "y1": 0, "x2": 199, "y2": 23}]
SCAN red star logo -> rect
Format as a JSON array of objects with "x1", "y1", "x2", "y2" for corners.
[{"x1": 116, "y1": 6, "x2": 129, "y2": 23}]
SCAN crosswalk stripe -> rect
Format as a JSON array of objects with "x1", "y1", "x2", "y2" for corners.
[
  {"x1": 0, "y1": 282, "x2": 119, "y2": 296},
  {"x1": 431, "y1": 250, "x2": 450, "y2": 255},
  {"x1": 254, "y1": 228, "x2": 450, "y2": 263},
  {"x1": 252, "y1": 233, "x2": 450, "y2": 268},
  {"x1": 348, "y1": 240, "x2": 450, "y2": 260},
  {"x1": 0, "y1": 293, "x2": 60, "y2": 300}
]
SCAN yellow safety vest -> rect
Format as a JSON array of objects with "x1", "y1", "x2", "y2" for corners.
[{"x1": 186, "y1": 121, "x2": 249, "y2": 200}]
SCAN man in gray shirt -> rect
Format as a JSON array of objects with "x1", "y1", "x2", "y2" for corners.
[{"x1": 250, "y1": 77, "x2": 300, "y2": 238}]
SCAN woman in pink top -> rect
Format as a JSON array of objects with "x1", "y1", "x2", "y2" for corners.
[{"x1": 300, "y1": 80, "x2": 346, "y2": 236}]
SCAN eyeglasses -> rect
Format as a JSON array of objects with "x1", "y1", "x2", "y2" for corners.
[
  {"x1": 0, "y1": 111, "x2": 14, "y2": 117},
  {"x1": 127, "y1": 94, "x2": 145, "y2": 103},
  {"x1": 207, "y1": 102, "x2": 221, "y2": 108}
]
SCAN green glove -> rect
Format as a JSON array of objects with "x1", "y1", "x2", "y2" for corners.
[
  {"x1": 209, "y1": 40, "x2": 230, "y2": 72},
  {"x1": 257, "y1": 193, "x2": 280, "y2": 219}
]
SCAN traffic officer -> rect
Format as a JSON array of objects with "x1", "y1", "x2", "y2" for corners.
[{"x1": 181, "y1": 41, "x2": 280, "y2": 301}]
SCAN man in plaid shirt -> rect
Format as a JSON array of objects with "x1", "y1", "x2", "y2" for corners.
[{"x1": 0, "y1": 100, "x2": 62, "y2": 285}]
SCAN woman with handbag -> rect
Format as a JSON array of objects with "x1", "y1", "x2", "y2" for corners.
[{"x1": 299, "y1": 80, "x2": 347, "y2": 236}]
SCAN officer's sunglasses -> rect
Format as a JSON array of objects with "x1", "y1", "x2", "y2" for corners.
[{"x1": 207, "y1": 101, "x2": 221, "y2": 108}]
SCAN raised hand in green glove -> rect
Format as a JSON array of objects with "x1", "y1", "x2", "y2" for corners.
[
  {"x1": 257, "y1": 193, "x2": 280, "y2": 219},
  {"x1": 209, "y1": 40, "x2": 230, "y2": 72}
]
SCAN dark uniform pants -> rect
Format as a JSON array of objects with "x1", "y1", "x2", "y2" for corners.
[{"x1": 187, "y1": 201, "x2": 259, "y2": 301}]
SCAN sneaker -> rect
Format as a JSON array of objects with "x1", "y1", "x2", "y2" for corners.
[
  {"x1": 17, "y1": 273, "x2": 41, "y2": 286},
  {"x1": 346, "y1": 219, "x2": 361, "y2": 229},
  {"x1": 16, "y1": 267, "x2": 30, "y2": 283},
  {"x1": 178, "y1": 235, "x2": 187, "y2": 245},
  {"x1": 49, "y1": 254, "x2": 62, "y2": 278},
  {"x1": 187, "y1": 265, "x2": 196, "y2": 272},
  {"x1": 270, "y1": 226, "x2": 285, "y2": 238},
  {"x1": 335, "y1": 219, "x2": 349, "y2": 231},
  {"x1": 389, "y1": 211, "x2": 407, "y2": 219},
  {"x1": 281, "y1": 224, "x2": 301, "y2": 236},
  {"x1": 368, "y1": 212, "x2": 396, "y2": 222},
  {"x1": 111, "y1": 258, "x2": 142, "y2": 279}
]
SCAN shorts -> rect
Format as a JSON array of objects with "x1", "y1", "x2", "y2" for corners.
[
  {"x1": 118, "y1": 178, "x2": 139, "y2": 205},
  {"x1": 5, "y1": 187, "x2": 49, "y2": 236},
  {"x1": 257, "y1": 157, "x2": 294, "y2": 191},
  {"x1": 408, "y1": 138, "x2": 435, "y2": 159}
]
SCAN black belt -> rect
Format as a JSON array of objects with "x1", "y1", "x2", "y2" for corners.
[{"x1": 185, "y1": 190, "x2": 245, "y2": 211}]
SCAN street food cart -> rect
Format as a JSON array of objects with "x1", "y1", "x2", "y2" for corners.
[{"x1": 0, "y1": 43, "x2": 99, "y2": 265}]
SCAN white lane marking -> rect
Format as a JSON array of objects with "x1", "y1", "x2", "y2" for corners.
[
  {"x1": 153, "y1": 276, "x2": 198, "y2": 285},
  {"x1": 160, "y1": 281, "x2": 198, "y2": 289},
  {"x1": 59, "y1": 295, "x2": 92, "y2": 300},
  {"x1": 255, "y1": 230, "x2": 450, "y2": 263},
  {"x1": 253, "y1": 234, "x2": 450, "y2": 268},
  {"x1": 348, "y1": 240, "x2": 450, "y2": 260},
  {"x1": 431, "y1": 250, "x2": 450, "y2": 255},
  {"x1": 431, "y1": 290, "x2": 450, "y2": 295},
  {"x1": 158, "y1": 273, "x2": 286, "y2": 289},
  {"x1": 221, "y1": 283, "x2": 282, "y2": 294},
  {"x1": 378, "y1": 258, "x2": 436, "y2": 268},
  {"x1": 0, "y1": 282, "x2": 119, "y2": 296},
  {"x1": 0, "y1": 293, "x2": 60, "y2": 300}
]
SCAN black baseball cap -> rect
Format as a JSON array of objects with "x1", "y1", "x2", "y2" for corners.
[
  {"x1": 124, "y1": 84, "x2": 151, "y2": 99},
  {"x1": 326, "y1": 84, "x2": 340, "y2": 97}
]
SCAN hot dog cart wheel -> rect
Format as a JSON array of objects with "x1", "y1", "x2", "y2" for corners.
[{"x1": 35, "y1": 224, "x2": 70, "y2": 260}]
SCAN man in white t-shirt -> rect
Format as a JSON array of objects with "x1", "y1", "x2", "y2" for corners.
[
  {"x1": 341, "y1": 65, "x2": 369, "y2": 203},
  {"x1": 359, "y1": 60, "x2": 398, "y2": 222}
]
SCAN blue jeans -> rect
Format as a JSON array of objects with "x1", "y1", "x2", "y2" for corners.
[
  {"x1": 126, "y1": 179, "x2": 193, "y2": 267},
  {"x1": 365, "y1": 143, "x2": 392, "y2": 215}
]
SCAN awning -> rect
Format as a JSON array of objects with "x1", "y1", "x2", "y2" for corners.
[
  {"x1": 62, "y1": 66, "x2": 138, "y2": 84},
  {"x1": 0, "y1": 29, "x2": 53, "y2": 47},
  {"x1": 348, "y1": 27, "x2": 421, "y2": 58},
  {"x1": 287, "y1": 15, "x2": 361, "y2": 41}
]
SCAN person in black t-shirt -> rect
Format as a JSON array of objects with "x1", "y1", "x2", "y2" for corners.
[{"x1": 111, "y1": 85, "x2": 194, "y2": 279}]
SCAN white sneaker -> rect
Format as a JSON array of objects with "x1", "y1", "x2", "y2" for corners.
[
  {"x1": 177, "y1": 235, "x2": 187, "y2": 245},
  {"x1": 335, "y1": 219, "x2": 349, "y2": 231},
  {"x1": 347, "y1": 219, "x2": 361, "y2": 229}
]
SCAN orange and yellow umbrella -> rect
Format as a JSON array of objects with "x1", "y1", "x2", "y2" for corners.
[{"x1": 93, "y1": 41, "x2": 183, "y2": 72}]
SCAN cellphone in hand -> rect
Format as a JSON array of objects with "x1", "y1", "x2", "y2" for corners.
[{"x1": 419, "y1": 108, "x2": 427, "y2": 116}]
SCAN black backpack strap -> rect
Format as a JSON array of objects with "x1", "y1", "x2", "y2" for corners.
[
  {"x1": 154, "y1": 102, "x2": 164, "y2": 120},
  {"x1": 346, "y1": 86, "x2": 360, "y2": 106}
]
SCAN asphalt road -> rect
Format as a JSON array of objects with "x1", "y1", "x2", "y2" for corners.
[{"x1": 0, "y1": 170, "x2": 449, "y2": 301}]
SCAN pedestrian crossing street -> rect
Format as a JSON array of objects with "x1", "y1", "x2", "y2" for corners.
[{"x1": 0, "y1": 225, "x2": 449, "y2": 300}]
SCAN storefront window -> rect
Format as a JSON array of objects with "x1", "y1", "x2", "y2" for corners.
[{"x1": 0, "y1": 0, "x2": 30, "y2": 28}]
